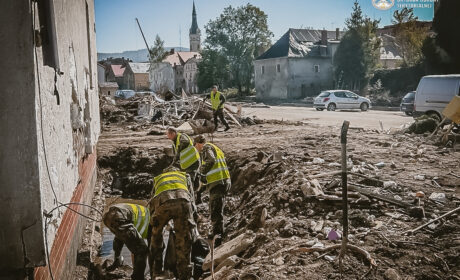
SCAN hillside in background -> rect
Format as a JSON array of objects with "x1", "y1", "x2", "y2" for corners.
[{"x1": 97, "y1": 47, "x2": 190, "y2": 62}]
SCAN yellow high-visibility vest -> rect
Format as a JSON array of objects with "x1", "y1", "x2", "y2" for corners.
[
  {"x1": 127, "y1": 203, "x2": 150, "y2": 239},
  {"x1": 203, "y1": 143, "x2": 230, "y2": 184},
  {"x1": 210, "y1": 91, "x2": 223, "y2": 110},
  {"x1": 173, "y1": 133, "x2": 200, "y2": 170},
  {"x1": 153, "y1": 171, "x2": 189, "y2": 197}
]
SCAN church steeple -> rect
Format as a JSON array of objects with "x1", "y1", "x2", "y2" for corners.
[{"x1": 189, "y1": 1, "x2": 201, "y2": 52}]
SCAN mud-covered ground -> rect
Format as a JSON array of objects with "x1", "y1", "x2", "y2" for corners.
[{"x1": 74, "y1": 103, "x2": 460, "y2": 280}]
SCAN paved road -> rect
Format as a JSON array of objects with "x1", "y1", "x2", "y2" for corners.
[{"x1": 244, "y1": 106, "x2": 413, "y2": 130}]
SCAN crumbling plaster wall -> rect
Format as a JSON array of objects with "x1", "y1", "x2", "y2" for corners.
[
  {"x1": 0, "y1": 0, "x2": 100, "y2": 272},
  {"x1": 287, "y1": 57, "x2": 334, "y2": 98},
  {"x1": 36, "y1": 0, "x2": 100, "y2": 257},
  {"x1": 254, "y1": 57, "x2": 289, "y2": 99}
]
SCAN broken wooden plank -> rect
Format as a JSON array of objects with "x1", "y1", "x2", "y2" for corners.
[
  {"x1": 404, "y1": 206, "x2": 460, "y2": 235},
  {"x1": 348, "y1": 184, "x2": 412, "y2": 208}
]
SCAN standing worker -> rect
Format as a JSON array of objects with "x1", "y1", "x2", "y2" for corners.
[
  {"x1": 166, "y1": 127, "x2": 200, "y2": 188},
  {"x1": 194, "y1": 135, "x2": 231, "y2": 246},
  {"x1": 204, "y1": 85, "x2": 230, "y2": 132},
  {"x1": 149, "y1": 168, "x2": 195, "y2": 280},
  {"x1": 103, "y1": 203, "x2": 150, "y2": 280}
]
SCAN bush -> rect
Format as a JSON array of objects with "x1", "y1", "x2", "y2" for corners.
[{"x1": 370, "y1": 64, "x2": 425, "y2": 96}]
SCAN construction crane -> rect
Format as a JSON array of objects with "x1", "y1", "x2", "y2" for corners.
[{"x1": 135, "y1": 18, "x2": 153, "y2": 59}]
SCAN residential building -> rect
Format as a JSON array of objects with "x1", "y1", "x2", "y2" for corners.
[
  {"x1": 379, "y1": 34, "x2": 403, "y2": 69},
  {"x1": 107, "y1": 64, "x2": 126, "y2": 88},
  {"x1": 149, "y1": 62, "x2": 175, "y2": 93},
  {"x1": 123, "y1": 62, "x2": 150, "y2": 91},
  {"x1": 99, "y1": 82, "x2": 119, "y2": 97},
  {"x1": 254, "y1": 29, "x2": 343, "y2": 100},
  {"x1": 150, "y1": 3, "x2": 202, "y2": 94},
  {"x1": 0, "y1": 0, "x2": 100, "y2": 279},
  {"x1": 97, "y1": 63, "x2": 106, "y2": 83}
]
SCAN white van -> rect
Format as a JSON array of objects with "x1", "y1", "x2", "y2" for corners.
[{"x1": 414, "y1": 75, "x2": 460, "y2": 119}]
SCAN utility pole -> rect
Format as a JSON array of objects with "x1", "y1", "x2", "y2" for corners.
[{"x1": 179, "y1": 25, "x2": 182, "y2": 51}]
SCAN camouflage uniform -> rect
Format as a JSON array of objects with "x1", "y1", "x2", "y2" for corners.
[
  {"x1": 149, "y1": 174, "x2": 195, "y2": 280},
  {"x1": 199, "y1": 144, "x2": 231, "y2": 239},
  {"x1": 103, "y1": 204, "x2": 149, "y2": 280}
]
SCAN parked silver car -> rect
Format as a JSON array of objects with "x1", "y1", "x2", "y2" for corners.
[{"x1": 313, "y1": 90, "x2": 371, "y2": 111}]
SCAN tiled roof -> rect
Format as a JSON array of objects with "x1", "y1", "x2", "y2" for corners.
[
  {"x1": 111, "y1": 65, "x2": 125, "y2": 77},
  {"x1": 128, "y1": 62, "x2": 150, "y2": 73},
  {"x1": 163, "y1": 52, "x2": 201, "y2": 66},
  {"x1": 257, "y1": 28, "x2": 344, "y2": 60}
]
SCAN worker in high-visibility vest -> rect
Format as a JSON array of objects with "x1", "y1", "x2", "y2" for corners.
[
  {"x1": 204, "y1": 85, "x2": 230, "y2": 132},
  {"x1": 149, "y1": 168, "x2": 195, "y2": 280},
  {"x1": 166, "y1": 127, "x2": 200, "y2": 189},
  {"x1": 194, "y1": 135, "x2": 231, "y2": 247},
  {"x1": 103, "y1": 203, "x2": 150, "y2": 280}
]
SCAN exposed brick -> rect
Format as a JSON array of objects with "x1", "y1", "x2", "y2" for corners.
[{"x1": 34, "y1": 151, "x2": 97, "y2": 280}]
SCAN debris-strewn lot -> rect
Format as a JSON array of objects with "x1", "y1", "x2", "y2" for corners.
[{"x1": 76, "y1": 97, "x2": 460, "y2": 280}]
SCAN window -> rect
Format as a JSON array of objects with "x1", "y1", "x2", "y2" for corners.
[
  {"x1": 345, "y1": 91, "x2": 357, "y2": 98},
  {"x1": 334, "y1": 92, "x2": 345, "y2": 98},
  {"x1": 108, "y1": 91, "x2": 111, "y2": 95},
  {"x1": 276, "y1": 64, "x2": 280, "y2": 73},
  {"x1": 261, "y1": 66, "x2": 265, "y2": 75},
  {"x1": 314, "y1": 65, "x2": 320, "y2": 73},
  {"x1": 318, "y1": 92, "x2": 330, "y2": 97}
]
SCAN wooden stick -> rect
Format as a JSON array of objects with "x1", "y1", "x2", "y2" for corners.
[
  {"x1": 340, "y1": 120, "x2": 350, "y2": 277},
  {"x1": 404, "y1": 206, "x2": 460, "y2": 235}
]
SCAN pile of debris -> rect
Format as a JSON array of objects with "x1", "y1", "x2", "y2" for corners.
[{"x1": 99, "y1": 92, "x2": 259, "y2": 133}]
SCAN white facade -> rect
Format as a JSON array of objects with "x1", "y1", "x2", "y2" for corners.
[{"x1": 149, "y1": 62, "x2": 175, "y2": 93}]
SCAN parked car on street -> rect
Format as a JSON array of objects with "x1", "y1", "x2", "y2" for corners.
[
  {"x1": 413, "y1": 75, "x2": 460, "y2": 120},
  {"x1": 114, "y1": 90, "x2": 136, "y2": 99},
  {"x1": 313, "y1": 90, "x2": 371, "y2": 111},
  {"x1": 400, "y1": 91, "x2": 416, "y2": 116}
]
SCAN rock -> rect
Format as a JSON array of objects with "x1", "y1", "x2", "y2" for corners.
[
  {"x1": 328, "y1": 162, "x2": 341, "y2": 167},
  {"x1": 202, "y1": 232, "x2": 256, "y2": 271},
  {"x1": 313, "y1": 219, "x2": 324, "y2": 232},
  {"x1": 312, "y1": 242, "x2": 324, "y2": 249},
  {"x1": 375, "y1": 162, "x2": 385, "y2": 168},
  {"x1": 383, "y1": 181, "x2": 397, "y2": 188},
  {"x1": 305, "y1": 239, "x2": 318, "y2": 247},
  {"x1": 414, "y1": 175, "x2": 425, "y2": 181},
  {"x1": 324, "y1": 255, "x2": 335, "y2": 262},
  {"x1": 273, "y1": 256, "x2": 284, "y2": 265},
  {"x1": 313, "y1": 158, "x2": 325, "y2": 164},
  {"x1": 429, "y1": 192, "x2": 446, "y2": 203},
  {"x1": 300, "y1": 180, "x2": 323, "y2": 197},
  {"x1": 384, "y1": 268, "x2": 401, "y2": 280}
]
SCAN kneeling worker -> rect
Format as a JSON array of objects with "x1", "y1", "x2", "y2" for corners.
[
  {"x1": 194, "y1": 135, "x2": 231, "y2": 246},
  {"x1": 103, "y1": 203, "x2": 150, "y2": 280},
  {"x1": 149, "y1": 168, "x2": 195, "y2": 280}
]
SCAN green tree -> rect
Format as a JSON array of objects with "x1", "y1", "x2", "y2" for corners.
[
  {"x1": 392, "y1": 8, "x2": 428, "y2": 66},
  {"x1": 197, "y1": 48, "x2": 230, "y2": 90},
  {"x1": 423, "y1": 0, "x2": 460, "y2": 73},
  {"x1": 334, "y1": 1, "x2": 380, "y2": 90},
  {"x1": 149, "y1": 35, "x2": 168, "y2": 63},
  {"x1": 202, "y1": 4, "x2": 273, "y2": 93}
]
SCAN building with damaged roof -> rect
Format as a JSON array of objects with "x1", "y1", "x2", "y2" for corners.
[
  {"x1": 254, "y1": 28, "x2": 343, "y2": 100},
  {"x1": 123, "y1": 62, "x2": 151, "y2": 91}
]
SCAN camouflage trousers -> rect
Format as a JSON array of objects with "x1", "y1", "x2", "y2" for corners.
[
  {"x1": 149, "y1": 199, "x2": 195, "y2": 280},
  {"x1": 209, "y1": 183, "x2": 228, "y2": 239},
  {"x1": 103, "y1": 206, "x2": 148, "y2": 280}
]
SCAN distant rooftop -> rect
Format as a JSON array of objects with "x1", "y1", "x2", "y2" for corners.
[
  {"x1": 128, "y1": 62, "x2": 150, "y2": 73},
  {"x1": 110, "y1": 65, "x2": 125, "y2": 77},
  {"x1": 163, "y1": 51, "x2": 201, "y2": 66}
]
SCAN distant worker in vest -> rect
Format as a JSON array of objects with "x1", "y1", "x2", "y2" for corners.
[
  {"x1": 149, "y1": 168, "x2": 195, "y2": 280},
  {"x1": 166, "y1": 127, "x2": 200, "y2": 187},
  {"x1": 103, "y1": 203, "x2": 150, "y2": 280},
  {"x1": 204, "y1": 85, "x2": 230, "y2": 132},
  {"x1": 193, "y1": 135, "x2": 231, "y2": 246}
]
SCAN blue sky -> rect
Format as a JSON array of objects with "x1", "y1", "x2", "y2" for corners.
[{"x1": 95, "y1": 0, "x2": 435, "y2": 53}]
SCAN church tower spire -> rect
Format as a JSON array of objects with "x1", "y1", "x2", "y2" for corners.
[{"x1": 189, "y1": 1, "x2": 201, "y2": 52}]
